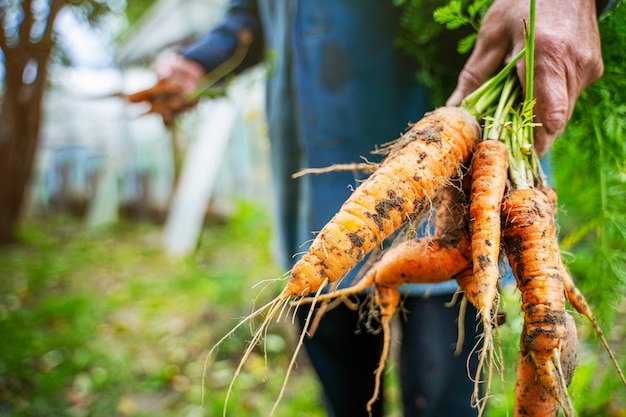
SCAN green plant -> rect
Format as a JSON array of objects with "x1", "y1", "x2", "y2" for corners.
[
  {"x1": 0, "y1": 203, "x2": 324, "y2": 417},
  {"x1": 552, "y1": 0, "x2": 626, "y2": 328}
]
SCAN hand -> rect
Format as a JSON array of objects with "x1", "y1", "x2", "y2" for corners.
[
  {"x1": 125, "y1": 53, "x2": 206, "y2": 125},
  {"x1": 154, "y1": 52, "x2": 206, "y2": 97},
  {"x1": 446, "y1": 0, "x2": 603, "y2": 157}
]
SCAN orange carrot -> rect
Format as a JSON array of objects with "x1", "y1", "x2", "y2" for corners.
[
  {"x1": 295, "y1": 183, "x2": 474, "y2": 414},
  {"x1": 465, "y1": 139, "x2": 509, "y2": 411},
  {"x1": 371, "y1": 236, "x2": 472, "y2": 287},
  {"x1": 543, "y1": 186, "x2": 625, "y2": 386},
  {"x1": 215, "y1": 107, "x2": 481, "y2": 416},
  {"x1": 502, "y1": 187, "x2": 573, "y2": 417},
  {"x1": 125, "y1": 79, "x2": 196, "y2": 125},
  {"x1": 514, "y1": 312, "x2": 578, "y2": 417},
  {"x1": 559, "y1": 260, "x2": 626, "y2": 386},
  {"x1": 366, "y1": 284, "x2": 400, "y2": 413},
  {"x1": 435, "y1": 181, "x2": 470, "y2": 238},
  {"x1": 469, "y1": 139, "x2": 508, "y2": 323},
  {"x1": 285, "y1": 106, "x2": 481, "y2": 298}
]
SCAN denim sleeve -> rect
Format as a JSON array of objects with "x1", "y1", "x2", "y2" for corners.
[{"x1": 181, "y1": 0, "x2": 264, "y2": 74}]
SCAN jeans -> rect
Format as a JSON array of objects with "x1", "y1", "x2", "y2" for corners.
[{"x1": 296, "y1": 292, "x2": 481, "y2": 417}]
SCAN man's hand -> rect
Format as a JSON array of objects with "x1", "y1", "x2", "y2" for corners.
[
  {"x1": 154, "y1": 52, "x2": 206, "y2": 97},
  {"x1": 447, "y1": 0, "x2": 603, "y2": 157},
  {"x1": 124, "y1": 53, "x2": 207, "y2": 125}
]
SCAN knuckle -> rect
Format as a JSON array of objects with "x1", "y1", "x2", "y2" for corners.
[
  {"x1": 456, "y1": 68, "x2": 483, "y2": 93},
  {"x1": 540, "y1": 108, "x2": 567, "y2": 137}
]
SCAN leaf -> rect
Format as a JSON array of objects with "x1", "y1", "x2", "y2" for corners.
[
  {"x1": 433, "y1": 2, "x2": 467, "y2": 29},
  {"x1": 457, "y1": 33, "x2": 477, "y2": 53}
]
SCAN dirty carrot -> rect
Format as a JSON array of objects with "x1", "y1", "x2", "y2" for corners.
[
  {"x1": 434, "y1": 181, "x2": 471, "y2": 237},
  {"x1": 465, "y1": 139, "x2": 509, "y2": 411},
  {"x1": 294, "y1": 183, "x2": 474, "y2": 413},
  {"x1": 207, "y1": 106, "x2": 480, "y2": 417},
  {"x1": 543, "y1": 186, "x2": 625, "y2": 386},
  {"x1": 285, "y1": 106, "x2": 481, "y2": 299},
  {"x1": 469, "y1": 139, "x2": 508, "y2": 322},
  {"x1": 559, "y1": 260, "x2": 626, "y2": 386},
  {"x1": 514, "y1": 312, "x2": 578, "y2": 417},
  {"x1": 502, "y1": 187, "x2": 574, "y2": 417}
]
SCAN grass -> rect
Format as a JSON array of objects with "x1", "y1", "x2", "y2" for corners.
[
  {"x1": 0, "y1": 201, "x2": 624, "y2": 417},
  {"x1": 0, "y1": 203, "x2": 324, "y2": 417}
]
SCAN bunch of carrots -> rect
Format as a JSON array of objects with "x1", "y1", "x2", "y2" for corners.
[
  {"x1": 123, "y1": 5, "x2": 624, "y2": 416},
  {"x1": 281, "y1": 76, "x2": 625, "y2": 417},
  {"x1": 198, "y1": 9, "x2": 624, "y2": 417},
  {"x1": 200, "y1": 82, "x2": 623, "y2": 417}
]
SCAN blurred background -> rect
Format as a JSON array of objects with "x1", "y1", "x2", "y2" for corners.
[{"x1": 0, "y1": 1, "x2": 625, "y2": 416}]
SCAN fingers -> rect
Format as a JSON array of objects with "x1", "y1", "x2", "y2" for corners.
[
  {"x1": 446, "y1": 4, "x2": 521, "y2": 106},
  {"x1": 154, "y1": 54, "x2": 206, "y2": 96},
  {"x1": 447, "y1": 0, "x2": 604, "y2": 158},
  {"x1": 446, "y1": 39, "x2": 509, "y2": 106},
  {"x1": 528, "y1": 10, "x2": 603, "y2": 157}
]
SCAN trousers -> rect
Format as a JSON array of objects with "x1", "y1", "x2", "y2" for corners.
[{"x1": 296, "y1": 293, "x2": 481, "y2": 417}]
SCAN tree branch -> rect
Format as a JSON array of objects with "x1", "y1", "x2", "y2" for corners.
[
  {"x1": 0, "y1": 4, "x2": 8, "y2": 52},
  {"x1": 18, "y1": 0, "x2": 34, "y2": 50}
]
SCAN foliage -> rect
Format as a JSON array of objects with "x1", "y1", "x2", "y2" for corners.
[
  {"x1": 432, "y1": 0, "x2": 492, "y2": 53},
  {"x1": 394, "y1": 0, "x2": 485, "y2": 106},
  {"x1": 0, "y1": 203, "x2": 324, "y2": 417},
  {"x1": 114, "y1": 0, "x2": 155, "y2": 40},
  {"x1": 552, "y1": 0, "x2": 626, "y2": 328}
]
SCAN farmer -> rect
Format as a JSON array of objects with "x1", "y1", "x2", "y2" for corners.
[{"x1": 152, "y1": 0, "x2": 609, "y2": 415}]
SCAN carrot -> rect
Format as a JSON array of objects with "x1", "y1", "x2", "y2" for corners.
[
  {"x1": 355, "y1": 233, "x2": 474, "y2": 414},
  {"x1": 204, "y1": 106, "x2": 479, "y2": 416},
  {"x1": 354, "y1": 234, "x2": 474, "y2": 414},
  {"x1": 366, "y1": 284, "x2": 400, "y2": 413},
  {"x1": 284, "y1": 106, "x2": 481, "y2": 299},
  {"x1": 514, "y1": 311, "x2": 578, "y2": 417},
  {"x1": 469, "y1": 139, "x2": 508, "y2": 323},
  {"x1": 369, "y1": 236, "x2": 472, "y2": 287},
  {"x1": 559, "y1": 263, "x2": 626, "y2": 386},
  {"x1": 464, "y1": 139, "x2": 509, "y2": 411},
  {"x1": 435, "y1": 181, "x2": 471, "y2": 237},
  {"x1": 502, "y1": 187, "x2": 574, "y2": 417},
  {"x1": 293, "y1": 182, "x2": 474, "y2": 414},
  {"x1": 540, "y1": 185, "x2": 626, "y2": 387},
  {"x1": 125, "y1": 78, "x2": 196, "y2": 125}
]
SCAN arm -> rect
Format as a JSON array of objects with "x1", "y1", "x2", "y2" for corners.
[
  {"x1": 446, "y1": 0, "x2": 604, "y2": 158},
  {"x1": 180, "y1": 0, "x2": 264, "y2": 75},
  {"x1": 155, "y1": 0, "x2": 264, "y2": 96}
]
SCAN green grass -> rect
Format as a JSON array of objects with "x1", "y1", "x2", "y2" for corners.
[
  {"x1": 0, "y1": 202, "x2": 624, "y2": 416},
  {"x1": 0, "y1": 204, "x2": 323, "y2": 417}
]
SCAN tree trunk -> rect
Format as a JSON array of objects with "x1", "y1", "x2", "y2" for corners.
[
  {"x1": 0, "y1": 0, "x2": 62, "y2": 245},
  {"x1": 0, "y1": 67, "x2": 47, "y2": 244}
]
